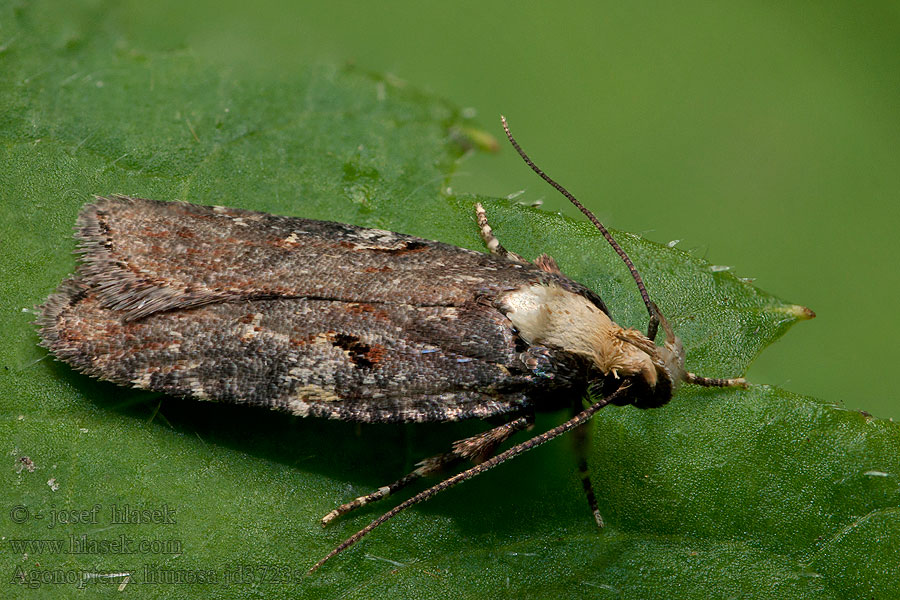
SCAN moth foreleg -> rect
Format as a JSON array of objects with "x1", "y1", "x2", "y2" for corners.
[
  {"x1": 570, "y1": 398, "x2": 604, "y2": 528},
  {"x1": 685, "y1": 372, "x2": 747, "y2": 388},
  {"x1": 320, "y1": 415, "x2": 533, "y2": 527},
  {"x1": 474, "y1": 202, "x2": 527, "y2": 262}
]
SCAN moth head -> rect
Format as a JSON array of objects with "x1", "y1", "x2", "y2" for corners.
[{"x1": 608, "y1": 321, "x2": 686, "y2": 408}]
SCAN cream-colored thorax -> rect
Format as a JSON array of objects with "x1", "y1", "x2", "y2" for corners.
[{"x1": 501, "y1": 283, "x2": 659, "y2": 386}]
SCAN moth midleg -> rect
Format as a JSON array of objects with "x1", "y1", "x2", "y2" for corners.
[
  {"x1": 320, "y1": 415, "x2": 532, "y2": 526},
  {"x1": 570, "y1": 398, "x2": 604, "y2": 528},
  {"x1": 474, "y1": 202, "x2": 526, "y2": 262}
]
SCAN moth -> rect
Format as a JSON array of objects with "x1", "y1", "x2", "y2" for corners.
[{"x1": 38, "y1": 117, "x2": 745, "y2": 572}]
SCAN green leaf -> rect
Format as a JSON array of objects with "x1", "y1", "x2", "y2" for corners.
[{"x1": 2, "y1": 3, "x2": 897, "y2": 599}]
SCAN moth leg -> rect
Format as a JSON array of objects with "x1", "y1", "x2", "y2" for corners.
[
  {"x1": 685, "y1": 372, "x2": 747, "y2": 388},
  {"x1": 321, "y1": 415, "x2": 532, "y2": 526},
  {"x1": 474, "y1": 202, "x2": 527, "y2": 262},
  {"x1": 571, "y1": 398, "x2": 604, "y2": 528}
]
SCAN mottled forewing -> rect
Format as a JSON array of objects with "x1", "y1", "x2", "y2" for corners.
[
  {"x1": 38, "y1": 197, "x2": 596, "y2": 422},
  {"x1": 71, "y1": 196, "x2": 601, "y2": 320},
  {"x1": 40, "y1": 277, "x2": 547, "y2": 421}
]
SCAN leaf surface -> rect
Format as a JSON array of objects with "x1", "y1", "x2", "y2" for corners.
[{"x1": 1, "y1": 3, "x2": 896, "y2": 598}]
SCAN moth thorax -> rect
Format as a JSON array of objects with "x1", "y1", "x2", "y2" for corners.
[{"x1": 501, "y1": 283, "x2": 684, "y2": 401}]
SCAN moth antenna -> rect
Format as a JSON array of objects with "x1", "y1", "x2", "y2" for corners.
[
  {"x1": 501, "y1": 116, "x2": 660, "y2": 335},
  {"x1": 308, "y1": 383, "x2": 630, "y2": 574}
]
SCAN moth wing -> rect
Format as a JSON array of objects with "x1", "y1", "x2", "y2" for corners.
[
  {"x1": 39, "y1": 277, "x2": 551, "y2": 422},
  {"x1": 40, "y1": 196, "x2": 602, "y2": 421},
  {"x1": 74, "y1": 196, "x2": 590, "y2": 320}
]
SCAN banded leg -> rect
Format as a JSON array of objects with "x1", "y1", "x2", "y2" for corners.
[
  {"x1": 309, "y1": 384, "x2": 632, "y2": 573},
  {"x1": 570, "y1": 398, "x2": 603, "y2": 528},
  {"x1": 685, "y1": 372, "x2": 747, "y2": 388},
  {"x1": 475, "y1": 203, "x2": 526, "y2": 262},
  {"x1": 321, "y1": 415, "x2": 532, "y2": 526}
]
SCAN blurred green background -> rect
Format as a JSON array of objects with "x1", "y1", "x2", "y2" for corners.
[{"x1": 45, "y1": 1, "x2": 900, "y2": 417}]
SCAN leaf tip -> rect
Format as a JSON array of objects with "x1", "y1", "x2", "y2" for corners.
[
  {"x1": 770, "y1": 303, "x2": 816, "y2": 321},
  {"x1": 792, "y1": 304, "x2": 816, "y2": 321}
]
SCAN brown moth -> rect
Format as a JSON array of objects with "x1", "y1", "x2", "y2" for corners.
[{"x1": 37, "y1": 117, "x2": 747, "y2": 572}]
